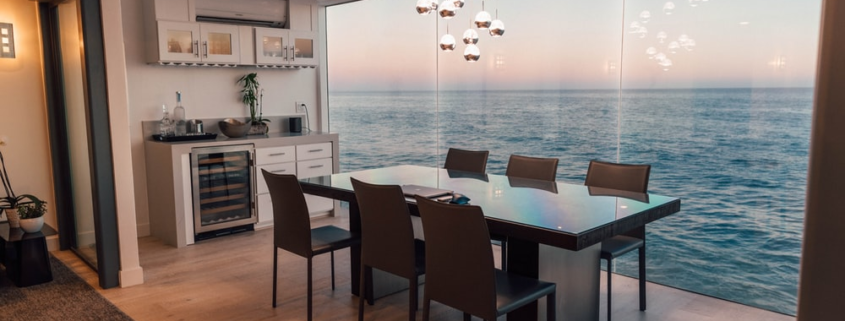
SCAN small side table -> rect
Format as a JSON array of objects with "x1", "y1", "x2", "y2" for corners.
[{"x1": 0, "y1": 222, "x2": 55, "y2": 287}]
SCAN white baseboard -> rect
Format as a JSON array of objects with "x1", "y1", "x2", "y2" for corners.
[{"x1": 119, "y1": 265, "x2": 145, "y2": 287}]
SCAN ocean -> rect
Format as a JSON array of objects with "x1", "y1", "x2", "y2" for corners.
[{"x1": 329, "y1": 88, "x2": 812, "y2": 315}]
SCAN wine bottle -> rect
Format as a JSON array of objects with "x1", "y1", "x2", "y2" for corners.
[{"x1": 173, "y1": 91, "x2": 187, "y2": 136}]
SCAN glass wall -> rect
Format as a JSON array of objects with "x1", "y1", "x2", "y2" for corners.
[{"x1": 327, "y1": 0, "x2": 821, "y2": 315}]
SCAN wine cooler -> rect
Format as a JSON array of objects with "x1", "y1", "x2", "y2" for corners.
[{"x1": 191, "y1": 144, "x2": 257, "y2": 238}]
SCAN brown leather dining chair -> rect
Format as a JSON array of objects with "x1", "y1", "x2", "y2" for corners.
[
  {"x1": 584, "y1": 160, "x2": 651, "y2": 321},
  {"x1": 416, "y1": 196, "x2": 557, "y2": 321},
  {"x1": 443, "y1": 148, "x2": 490, "y2": 174},
  {"x1": 496, "y1": 154, "x2": 560, "y2": 270},
  {"x1": 351, "y1": 178, "x2": 426, "y2": 321},
  {"x1": 263, "y1": 170, "x2": 360, "y2": 321}
]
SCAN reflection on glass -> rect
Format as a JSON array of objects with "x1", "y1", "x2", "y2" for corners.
[
  {"x1": 167, "y1": 30, "x2": 193, "y2": 54},
  {"x1": 207, "y1": 32, "x2": 232, "y2": 55},
  {"x1": 263, "y1": 36, "x2": 283, "y2": 57},
  {"x1": 294, "y1": 38, "x2": 313, "y2": 59}
]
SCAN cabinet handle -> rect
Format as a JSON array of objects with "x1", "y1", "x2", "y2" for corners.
[
  {"x1": 308, "y1": 149, "x2": 323, "y2": 153},
  {"x1": 283, "y1": 45, "x2": 288, "y2": 61},
  {"x1": 291, "y1": 46, "x2": 296, "y2": 62},
  {"x1": 308, "y1": 165, "x2": 324, "y2": 169},
  {"x1": 203, "y1": 41, "x2": 208, "y2": 58},
  {"x1": 271, "y1": 169, "x2": 287, "y2": 173},
  {"x1": 269, "y1": 153, "x2": 286, "y2": 156},
  {"x1": 193, "y1": 41, "x2": 199, "y2": 58}
]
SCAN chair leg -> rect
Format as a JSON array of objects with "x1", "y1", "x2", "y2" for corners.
[
  {"x1": 607, "y1": 258, "x2": 612, "y2": 321},
  {"x1": 639, "y1": 245, "x2": 647, "y2": 311},
  {"x1": 501, "y1": 239, "x2": 507, "y2": 271},
  {"x1": 409, "y1": 276, "x2": 419, "y2": 321},
  {"x1": 358, "y1": 264, "x2": 366, "y2": 321},
  {"x1": 547, "y1": 290, "x2": 556, "y2": 321},
  {"x1": 272, "y1": 248, "x2": 278, "y2": 308},
  {"x1": 463, "y1": 312, "x2": 471, "y2": 321},
  {"x1": 331, "y1": 251, "x2": 336, "y2": 290},
  {"x1": 308, "y1": 257, "x2": 313, "y2": 321},
  {"x1": 422, "y1": 296, "x2": 431, "y2": 321}
]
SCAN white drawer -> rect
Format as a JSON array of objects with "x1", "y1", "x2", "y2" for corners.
[
  {"x1": 296, "y1": 143, "x2": 332, "y2": 161},
  {"x1": 256, "y1": 146, "x2": 296, "y2": 165},
  {"x1": 257, "y1": 162, "x2": 297, "y2": 194},
  {"x1": 297, "y1": 158, "x2": 332, "y2": 179}
]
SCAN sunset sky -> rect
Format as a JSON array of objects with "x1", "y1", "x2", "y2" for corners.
[{"x1": 326, "y1": 0, "x2": 822, "y2": 91}]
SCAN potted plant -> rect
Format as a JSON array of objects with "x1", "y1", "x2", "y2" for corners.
[
  {"x1": 0, "y1": 149, "x2": 40, "y2": 228},
  {"x1": 17, "y1": 199, "x2": 47, "y2": 233},
  {"x1": 237, "y1": 72, "x2": 270, "y2": 135}
]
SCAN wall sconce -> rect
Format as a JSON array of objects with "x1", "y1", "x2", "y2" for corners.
[{"x1": 1, "y1": 23, "x2": 15, "y2": 59}]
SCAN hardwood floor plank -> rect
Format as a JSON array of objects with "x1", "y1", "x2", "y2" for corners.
[{"x1": 52, "y1": 211, "x2": 794, "y2": 321}]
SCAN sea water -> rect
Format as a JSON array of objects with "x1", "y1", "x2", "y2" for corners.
[{"x1": 329, "y1": 88, "x2": 812, "y2": 315}]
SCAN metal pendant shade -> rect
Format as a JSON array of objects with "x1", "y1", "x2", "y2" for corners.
[
  {"x1": 440, "y1": 34, "x2": 456, "y2": 51},
  {"x1": 489, "y1": 19, "x2": 505, "y2": 37},
  {"x1": 462, "y1": 28, "x2": 479, "y2": 44},
  {"x1": 439, "y1": 0, "x2": 457, "y2": 19},
  {"x1": 474, "y1": 11, "x2": 492, "y2": 29},
  {"x1": 453, "y1": 0, "x2": 464, "y2": 9},
  {"x1": 464, "y1": 44, "x2": 480, "y2": 62},
  {"x1": 416, "y1": 0, "x2": 435, "y2": 15}
]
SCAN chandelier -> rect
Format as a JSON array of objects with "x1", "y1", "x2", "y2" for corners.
[{"x1": 416, "y1": 0, "x2": 505, "y2": 62}]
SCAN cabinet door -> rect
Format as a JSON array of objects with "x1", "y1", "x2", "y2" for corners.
[
  {"x1": 289, "y1": 30, "x2": 318, "y2": 66},
  {"x1": 157, "y1": 21, "x2": 201, "y2": 63},
  {"x1": 256, "y1": 162, "x2": 297, "y2": 194},
  {"x1": 200, "y1": 23, "x2": 241, "y2": 64},
  {"x1": 254, "y1": 27, "x2": 288, "y2": 65}
]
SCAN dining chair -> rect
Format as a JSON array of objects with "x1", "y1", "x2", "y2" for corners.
[
  {"x1": 263, "y1": 170, "x2": 360, "y2": 321},
  {"x1": 584, "y1": 159, "x2": 651, "y2": 321},
  {"x1": 443, "y1": 148, "x2": 490, "y2": 174},
  {"x1": 505, "y1": 154, "x2": 559, "y2": 182},
  {"x1": 351, "y1": 178, "x2": 426, "y2": 321},
  {"x1": 497, "y1": 154, "x2": 560, "y2": 270},
  {"x1": 416, "y1": 196, "x2": 557, "y2": 321}
]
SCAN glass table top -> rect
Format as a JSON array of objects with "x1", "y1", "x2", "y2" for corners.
[{"x1": 305, "y1": 165, "x2": 679, "y2": 237}]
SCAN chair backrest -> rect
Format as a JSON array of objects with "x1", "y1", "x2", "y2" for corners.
[
  {"x1": 262, "y1": 170, "x2": 312, "y2": 257},
  {"x1": 584, "y1": 160, "x2": 651, "y2": 193},
  {"x1": 351, "y1": 177, "x2": 417, "y2": 279},
  {"x1": 416, "y1": 196, "x2": 497, "y2": 320},
  {"x1": 505, "y1": 154, "x2": 559, "y2": 181},
  {"x1": 444, "y1": 148, "x2": 490, "y2": 174}
]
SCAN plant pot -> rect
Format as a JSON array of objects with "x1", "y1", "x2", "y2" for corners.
[
  {"x1": 5, "y1": 208, "x2": 21, "y2": 228},
  {"x1": 248, "y1": 122, "x2": 268, "y2": 135},
  {"x1": 19, "y1": 216, "x2": 44, "y2": 233}
]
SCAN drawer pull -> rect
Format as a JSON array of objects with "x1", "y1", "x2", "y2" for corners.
[
  {"x1": 308, "y1": 165, "x2": 324, "y2": 169},
  {"x1": 308, "y1": 149, "x2": 324, "y2": 153},
  {"x1": 271, "y1": 169, "x2": 287, "y2": 173},
  {"x1": 269, "y1": 153, "x2": 286, "y2": 156}
]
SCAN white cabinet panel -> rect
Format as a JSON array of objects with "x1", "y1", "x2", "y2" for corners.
[
  {"x1": 297, "y1": 158, "x2": 332, "y2": 179},
  {"x1": 296, "y1": 142, "x2": 332, "y2": 161},
  {"x1": 153, "y1": 21, "x2": 240, "y2": 64},
  {"x1": 256, "y1": 193, "x2": 273, "y2": 229},
  {"x1": 256, "y1": 146, "x2": 296, "y2": 165},
  {"x1": 254, "y1": 27, "x2": 318, "y2": 67},
  {"x1": 256, "y1": 162, "x2": 297, "y2": 194}
]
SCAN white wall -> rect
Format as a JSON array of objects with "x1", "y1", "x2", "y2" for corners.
[
  {"x1": 0, "y1": 2, "x2": 57, "y2": 237},
  {"x1": 120, "y1": 0, "x2": 322, "y2": 235}
]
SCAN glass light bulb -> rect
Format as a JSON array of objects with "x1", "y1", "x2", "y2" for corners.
[
  {"x1": 462, "y1": 28, "x2": 479, "y2": 44},
  {"x1": 489, "y1": 20, "x2": 505, "y2": 37},
  {"x1": 439, "y1": 1, "x2": 457, "y2": 19},
  {"x1": 416, "y1": 0, "x2": 433, "y2": 15},
  {"x1": 474, "y1": 11, "x2": 492, "y2": 29},
  {"x1": 464, "y1": 44, "x2": 481, "y2": 62},
  {"x1": 440, "y1": 34, "x2": 456, "y2": 51}
]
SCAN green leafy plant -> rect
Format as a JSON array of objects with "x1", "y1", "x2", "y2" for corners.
[
  {"x1": 0, "y1": 150, "x2": 41, "y2": 210},
  {"x1": 237, "y1": 73, "x2": 270, "y2": 125},
  {"x1": 17, "y1": 199, "x2": 47, "y2": 219}
]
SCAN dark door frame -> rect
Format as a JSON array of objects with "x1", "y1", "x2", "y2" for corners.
[{"x1": 38, "y1": 0, "x2": 121, "y2": 289}]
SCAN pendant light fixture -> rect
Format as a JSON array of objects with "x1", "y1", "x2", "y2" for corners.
[
  {"x1": 439, "y1": 0, "x2": 457, "y2": 19},
  {"x1": 474, "y1": 1, "x2": 492, "y2": 29},
  {"x1": 464, "y1": 44, "x2": 480, "y2": 62},
  {"x1": 489, "y1": 9, "x2": 505, "y2": 37},
  {"x1": 440, "y1": 24, "x2": 456, "y2": 51}
]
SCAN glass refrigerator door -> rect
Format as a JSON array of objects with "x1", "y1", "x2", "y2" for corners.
[{"x1": 193, "y1": 145, "x2": 255, "y2": 233}]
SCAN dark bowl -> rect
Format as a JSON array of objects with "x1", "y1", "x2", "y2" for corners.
[{"x1": 218, "y1": 118, "x2": 252, "y2": 138}]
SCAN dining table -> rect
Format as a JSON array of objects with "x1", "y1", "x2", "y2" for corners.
[{"x1": 299, "y1": 165, "x2": 681, "y2": 321}]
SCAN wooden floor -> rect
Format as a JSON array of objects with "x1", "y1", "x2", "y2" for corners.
[{"x1": 53, "y1": 212, "x2": 795, "y2": 321}]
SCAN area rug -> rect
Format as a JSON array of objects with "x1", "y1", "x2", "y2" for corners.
[{"x1": 0, "y1": 255, "x2": 132, "y2": 321}]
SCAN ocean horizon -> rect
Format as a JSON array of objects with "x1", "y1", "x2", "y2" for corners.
[{"x1": 328, "y1": 87, "x2": 811, "y2": 315}]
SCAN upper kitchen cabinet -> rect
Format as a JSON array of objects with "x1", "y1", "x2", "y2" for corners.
[
  {"x1": 153, "y1": 21, "x2": 240, "y2": 64},
  {"x1": 254, "y1": 28, "x2": 317, "y2": 67}
]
